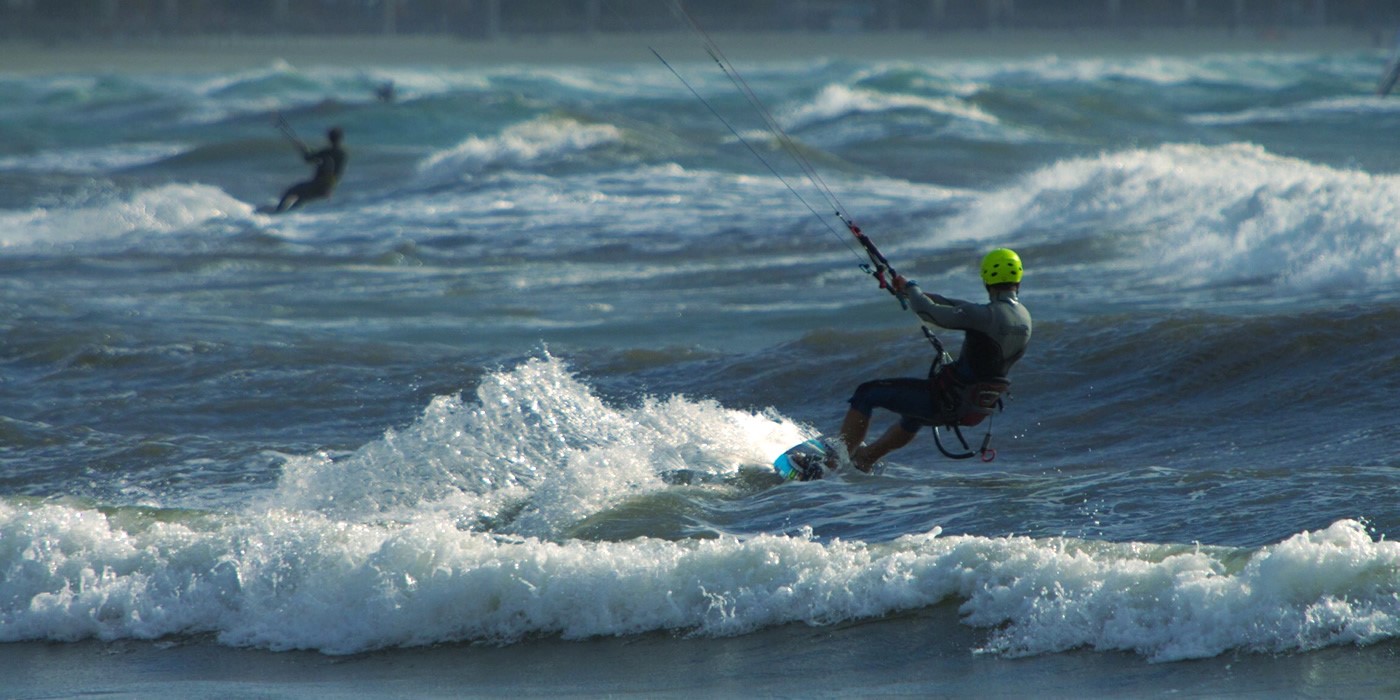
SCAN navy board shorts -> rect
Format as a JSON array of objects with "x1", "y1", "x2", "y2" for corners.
[{"x1": 848, "y1": 377, "x2": 952, "y2": 432}]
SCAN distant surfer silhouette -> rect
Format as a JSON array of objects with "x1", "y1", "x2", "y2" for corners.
[
  {"x1": 274, "y1": 124, "x2": 347, "y2": 213},
  {"x1": 375, "y1": 80, "x2": 395, "y2": 103}
]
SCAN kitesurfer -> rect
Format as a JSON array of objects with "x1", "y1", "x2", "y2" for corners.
[
  {"x1": 276, "y1": 126, "x2": 347, "y2": 213},
  {"x1": 836, "y1": 248, "x2": 1032, "y2": 472}
]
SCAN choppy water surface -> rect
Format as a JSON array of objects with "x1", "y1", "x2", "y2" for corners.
[{"x1": 2, "y1": 41, "x2": 1399, "y2": 666}]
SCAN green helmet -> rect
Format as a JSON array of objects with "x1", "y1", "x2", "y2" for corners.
[{"x1": 980, "y1": 248, "x2": 1023, "y2": 286}]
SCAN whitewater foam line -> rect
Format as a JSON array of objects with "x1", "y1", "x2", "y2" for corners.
[
  {"x1": 415, "y1": 116, "x2": 624, "y2": 184},
  {"x1": 941, "y1": 142, "x2": 1400, "y2": 291},
  {"x1": 0, "y1": 183, "x2": 253, "y2": 250},
  {"x1": 2, "y1": 496, "x2": 1396, "y2": 661},
  {"x1": 783, "y1": 83, "x2": 998, "y2": 131}
]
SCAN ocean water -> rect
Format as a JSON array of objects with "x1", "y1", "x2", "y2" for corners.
[{"x1": 3, "y1": 34, "x2": 1400, "y2": 698}]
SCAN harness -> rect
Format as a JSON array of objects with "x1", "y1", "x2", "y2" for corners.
[{"x1": 924, "y1": 333, "x2": 1009, "y2": 462}]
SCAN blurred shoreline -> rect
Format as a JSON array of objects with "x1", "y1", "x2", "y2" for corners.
[{"x1": 0, "y1": 27, "x2": 1383, "y2": 74}]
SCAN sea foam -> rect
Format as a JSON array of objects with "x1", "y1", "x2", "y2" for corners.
[
  {"x1": 272, "y1": 353, "x2": 805, "y2": 536},
  {"x1": 942, "y1": 142, "x2": 1400, "y2": 291},
  {"x1": 0, "y1": 183, "x2": 252, "y2": 249},
  {"x1": 415, "y1": 116, "x2": 624, "y2": 184},
  {"x1": 5, "y1": 356, "x2": 1400, "y2": 658},
  {"x1": 4, "y1": 492, "x2": 1397, "y2": 660}
]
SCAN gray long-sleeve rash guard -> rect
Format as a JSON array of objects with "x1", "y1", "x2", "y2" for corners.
[{"x1": 903, "y1": 282, "x2": 1033, "y2": 381}]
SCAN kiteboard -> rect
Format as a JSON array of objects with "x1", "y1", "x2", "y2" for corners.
[{"x1": 772, "y1": 438, "x2": 836, "y2": 482}]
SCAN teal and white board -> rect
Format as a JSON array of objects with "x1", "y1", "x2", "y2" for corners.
[{"x1": 773, "y1": 438, "x2": 834, "y2": 482}]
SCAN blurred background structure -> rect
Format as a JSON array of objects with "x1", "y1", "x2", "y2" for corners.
[{"x1": 0, "y1": 1, "x2": 1396, "y2": 41}]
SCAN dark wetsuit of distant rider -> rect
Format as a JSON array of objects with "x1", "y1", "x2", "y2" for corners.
[
  {"x1": 277, "y1": 127, "x2": 346, "y2": 213},
  {"x1": 836, "y1": 248, "x2": 1033, "y2": 472}
]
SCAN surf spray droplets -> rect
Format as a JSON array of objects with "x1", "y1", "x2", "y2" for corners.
[{"x1": 273, "y1": 353, "x2": 804, "y2": 537}]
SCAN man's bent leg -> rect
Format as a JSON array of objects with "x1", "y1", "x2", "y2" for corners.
[
  {"x1": 851, "y1": 423, "x2": 918, "y2": 473},
  {"x1": 841, "y1": 377, "x2": 935, "y2": 472},
  {"x1": 837, "y1": 408, "x2": 871, "y2": 461}
]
